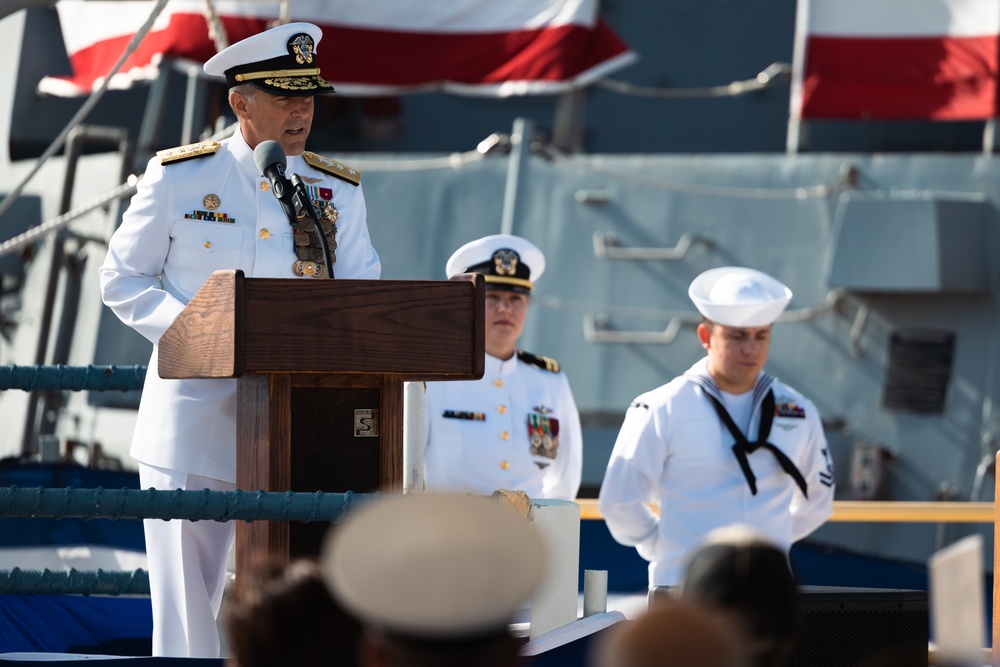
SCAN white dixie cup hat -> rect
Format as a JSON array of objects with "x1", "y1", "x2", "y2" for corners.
[{"x1": 688, "y1": 267, "x2": 792, "y2": 327}]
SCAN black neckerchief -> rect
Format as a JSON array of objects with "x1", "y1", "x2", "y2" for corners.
[{"x1": 705, "y1": 390, "x2": 808, "y2": 498}]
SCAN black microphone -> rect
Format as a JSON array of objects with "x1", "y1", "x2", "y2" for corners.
[{"x1": 253, "y1": 140, "x2": 296, "y2": 224}]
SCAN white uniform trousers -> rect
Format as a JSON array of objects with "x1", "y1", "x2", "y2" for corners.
[{"x1": 140, "y1": 463, "x2": 236, "y2": 658}]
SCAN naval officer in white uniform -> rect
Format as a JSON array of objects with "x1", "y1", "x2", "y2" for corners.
[
  {"x1": 423, "y1": 235, "x2": 582, "y2": 500},
  {"x1": 598, "y1": 267, "x2": 835, "y2": 587},
  {"x1": 99, "y1": 22, "x2": 380, "y2": 657}
]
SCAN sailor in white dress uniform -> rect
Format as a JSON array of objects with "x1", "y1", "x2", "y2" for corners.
[
  {"x1": 599, "y1": 267, "x2": 835, "y2": 587},
  {"x1": 99, "y1": 23, "x2": 380, "y2": 657},
  {"x1": 423, "y1": 235, "x2": 583, "y2": 500}
]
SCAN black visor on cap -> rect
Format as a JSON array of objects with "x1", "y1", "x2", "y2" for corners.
[
  {"x1": 465, "y1": 248, "x2": 533, "y2": 294},
  {"x1": 226, "y1": 32, "x2": 335, "y2": 96}
]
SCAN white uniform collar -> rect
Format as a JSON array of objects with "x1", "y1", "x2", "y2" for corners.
[
  {"x1": 485, "y1": 352, "x2": 519, "y2": 377},
  {"x1": 228, "y1": 128, "x2": 257, "y2": 176},
  {"x1": 230, "y1": 128, "x2": 307, "y2": 179},
  {"x1": 683, "y1": 356, "x2": 775, "y2": 414}
]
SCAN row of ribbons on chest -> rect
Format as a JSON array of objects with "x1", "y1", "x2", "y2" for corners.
[{"x1": 705, "y1": 390, "x2": 808, "y2": 498}]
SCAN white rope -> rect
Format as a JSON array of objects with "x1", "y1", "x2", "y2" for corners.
[
  {"x1": 203, "y1": 0, "x2": 229, "y2": 52},
  {"x1": 0, "y1": 0, "x2": 171, "y2": 224},
  {"x1": 0, "y1": 122, "x2": 237, "y2": 257},
  {"x1": 276, "y1": 0, "x2": 292, "y2": 27},
  {"x1": 0, "y1": 181, "x2": 138, "y2": 259},
  {"x1": 596, "y1": 62, "x2": 791, "y2": 99}
]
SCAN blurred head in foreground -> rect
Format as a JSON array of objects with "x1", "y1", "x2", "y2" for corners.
[
  {"x1": 320, "y1": 493, "x2": 547, "y2": 667},
  {"x1": 225, "y1": 557, "x2": 361, "y2": 667},
  {"x1": 590, "y1": 600, "x2": 749, "y2": 667},
  {"x1": 679, "y1": 524, "x2": 800, "y2": 667}
]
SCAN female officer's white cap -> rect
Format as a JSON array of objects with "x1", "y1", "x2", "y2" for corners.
[
  {"x1": 320, "y1": 493, "x2": 546, "y2": 639},
  {"x1": 688, "y1": 267, "x2": 792, "y2": 327},
  {"x1": 445, "y1": 234, "x2": 545, "y2": 294},
  {"x1": 203, "y1": 22, "x2": 334, "y2": 96}
]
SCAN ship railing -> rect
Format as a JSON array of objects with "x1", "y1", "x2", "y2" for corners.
[
  {"x1": 3, "y1": 363, "x2": 999, "y2": 664},
  {"x1": 0, "y1": 485, "x2": 375, "y2": 595},
  {"x1": 0, "y1": 364, "x2": 379, "y2": 596},
  {"x1": 2, "y1": 493, "x2": 992, "y2": 594}
]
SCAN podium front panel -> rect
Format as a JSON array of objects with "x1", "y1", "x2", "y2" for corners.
[{"x1": 289, "y1": 385, "x2": 381, "y2": 558}]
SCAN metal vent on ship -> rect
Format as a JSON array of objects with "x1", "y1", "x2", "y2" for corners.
[{"x1": 882, "y1": 329, "x2": 955, "y2": 414}]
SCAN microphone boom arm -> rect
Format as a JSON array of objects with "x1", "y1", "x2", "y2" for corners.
[{"x1": 270, "y1": 170, "x2": 298, "y2": 228}]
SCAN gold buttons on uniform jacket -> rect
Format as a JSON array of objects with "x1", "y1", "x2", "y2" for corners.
[
  {"x1": 500, "y1": 461, "x2": 510, "y2": 470},
  {"x1": 259, "y1": 228, "x2": 271, "y2": 239},
  {"x1": 493, "y1": 378, "x2": 504, "y2": 388},
  {"x1": 500, "y1": 431, "x2": 510, "y2": 441},
  {"x1": 203, "y1": 241, "x2": 212, "y2": 249},
  {"x1": 497, "y1": 405, "x2": 508, "y2": 414},
  {"x1": 260, "y1": 180, "x2": 270, "y2": 192}
]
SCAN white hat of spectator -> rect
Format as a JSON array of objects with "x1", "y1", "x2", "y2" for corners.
[
  {"x1": 689, "y1": 267, "x2": 792, "y2": 327},
  {"x1": 320, "y1": 493, "x2": 546, "y2": 640}
]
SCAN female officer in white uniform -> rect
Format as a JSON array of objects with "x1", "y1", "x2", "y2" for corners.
[
  {"x1": 423, "y1": 235, "x2": 582, "y2": 500},
  {"x1": 598, "y1": 267, "x2": 835, "y2": 587},
  {"x1": 99, "y1": 23, "x2": 380, "y2": 657}
]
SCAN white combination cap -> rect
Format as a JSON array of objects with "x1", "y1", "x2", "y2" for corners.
[
  {"x1": 445, "y1": 234, "x2": 545, "y2": 294},
  {"x1": 688, "y1": 267, "x2": 792, "y2": 327},
  {"x1": 203, "y1": 22, "x2": 334, "y2": 96},
  {"x1": 320, "y1": 493, "x2": 546, "y2": 640}
]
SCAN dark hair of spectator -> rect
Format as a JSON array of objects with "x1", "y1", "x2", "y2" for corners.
[
  {"x1": 679, "y1": 529, "x2": 800, "y2": 667},
  {"x1": 225, "y1": 557, "x2": 361, "y2": 667}
]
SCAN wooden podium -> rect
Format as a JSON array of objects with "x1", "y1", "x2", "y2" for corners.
[{"x1": 157, "y1": 269, "x2": 484, "y2": 571}]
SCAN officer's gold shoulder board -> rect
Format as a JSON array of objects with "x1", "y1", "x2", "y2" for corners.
[
  {"x1": 302, "y1": 151, "x2": 361, "y2": 186},
  {"x1": 157, "y1": 141, "x2": 221, "y2": 165},
  {"x1": 517, "y1": 350, "x2": 560, "y2": 373}
]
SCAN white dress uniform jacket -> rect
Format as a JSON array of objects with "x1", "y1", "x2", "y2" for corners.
[
  {"x1": 423, "y1": 351, "x2": 583, "y2": 500},
  {"x1": 100, "y1": 128, "x2": 381, "y2": 482},
  {"x1": 598, "y1": 357, "x2": 835, "y2": 586}
]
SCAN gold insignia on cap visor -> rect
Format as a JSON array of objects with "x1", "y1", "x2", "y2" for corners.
[
  {"x1": 493, "y1": 249, "x2": 519, "y2": 276},
  {"x1": 445, "y1": 234, "x2": 545, "y2": 294},
  {"x1": 240, "y1": 31, "x2": 331, "y2": 92},
  {"x1": 231, "y1": 32, "x2": 319, "y2": 83},
  {"x1": 289, "y1": 33, "x2": 315, "y2": 64},
  {"x1": 204, "y1": 23, "x2": 336, "y2": 96},
  {"x1": 486, "y1": 248, "x2": 532, "y2": 289}
]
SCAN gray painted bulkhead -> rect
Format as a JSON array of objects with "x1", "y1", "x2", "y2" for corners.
[{"x1": 346, "y1": 150, "x2": 1000, "y2": 566}]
